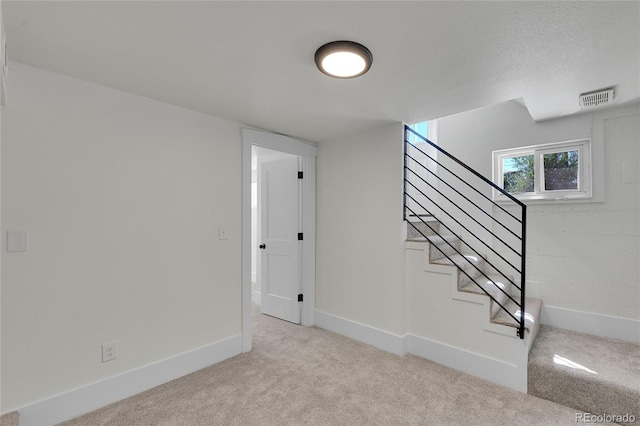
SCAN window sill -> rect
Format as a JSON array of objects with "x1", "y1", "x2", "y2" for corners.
[{"x1": 493, "y1": 194, "x2": 594, "y2": 205}]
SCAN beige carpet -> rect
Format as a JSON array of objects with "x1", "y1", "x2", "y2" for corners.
[
  {"x1": 61, "y1": 305, "x2": 586, "y2": 425},
  {"x1": 0, "y1": 411, "x2": 19, "y2": 426},
  {"x1": 528, "y1": 325, "x2": 640, "y2": 426}
]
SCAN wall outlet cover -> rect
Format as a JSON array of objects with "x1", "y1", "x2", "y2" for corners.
[{"x1": 102, "y1": 342, "x2": 118, "y2": 362}]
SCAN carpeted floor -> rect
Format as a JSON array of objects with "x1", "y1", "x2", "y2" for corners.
[
  {"x1": 528, "y1": 325, "x2": 640, "y2": 425},
  {"x1": 0, "y1": 411, "x2": 20, "y2": 426},
  {"x1": 61, "y1": 306, "x2": 589, "y2": 426}
]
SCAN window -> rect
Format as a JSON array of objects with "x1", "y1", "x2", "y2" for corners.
[
  {"x1": 407, "y1": 121, "x2": 429, "y2": 144},
  {"x1": 407, "y1": 120, "x2": 439, "y2": 145},
  {"x1": 493, "y1": 139, "x2": 591, "y2": 202}
]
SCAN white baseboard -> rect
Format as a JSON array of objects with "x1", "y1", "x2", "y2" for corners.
[
  {"x1": 407, "y1": 334, "x2": 526, "y2": 393},
  {"x1": 314, "y1": 310, "x2": 407, "y2": 356},
  {"x1": 17, "y1": 334, "x2": 243, "y2": 426},
  {"x1": 541, "y1": 305, "x2": 640, "y2": 343},
  {"x1": 312, "y1": 310, "x2": 528, "y2": 393}
]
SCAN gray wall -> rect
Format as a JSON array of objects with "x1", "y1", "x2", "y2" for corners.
[
  {"x1": 316, "y1": 122, "x2": 406, "y2": 335},
  {"x1": 2, "y1": 63, "x2": 243, "y2": 410}
]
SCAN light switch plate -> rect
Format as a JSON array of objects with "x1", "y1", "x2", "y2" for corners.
[
  {"x1": 218, "y1": 226, "x2": 228, "y2": 240},
  {"x1": 7, "y1": 231, "x2": 29, "y2": 252}
]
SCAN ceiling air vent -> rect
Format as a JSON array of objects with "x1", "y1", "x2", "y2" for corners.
[{"x1": 579, "y1": 88, "x2": 614, "y2": 110}]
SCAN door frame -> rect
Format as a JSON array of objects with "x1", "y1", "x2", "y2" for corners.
[{"x1": 241, "y1": 128, "x2": 317, "y2": 352}]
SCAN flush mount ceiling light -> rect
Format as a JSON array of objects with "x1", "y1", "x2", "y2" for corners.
[{"x1": 315, "y1": 41, "x2": 373, "y2": 79}]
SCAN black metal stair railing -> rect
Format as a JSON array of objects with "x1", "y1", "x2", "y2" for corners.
[{"x1": 404, "y1": 125, "x2": 527, "y2": 339}]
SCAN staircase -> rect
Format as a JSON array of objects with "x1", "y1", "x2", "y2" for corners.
[
  {"x1": 404, "y1": 124, "x2": 640, "y2": 425},
  {"x1": 402, "y1": 125, "x2": 638, "y2": 419},
  {"x1": 403, "y1": 125, "x2": 541, "y2": 392},
  {"x1": 406, "y1": 220, "x2": 542, "y2": 352}
]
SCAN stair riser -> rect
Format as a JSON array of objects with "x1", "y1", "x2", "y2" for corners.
[
  {"x1": 407, "y1": 221, "x2": 439, "y2": 238},
  {"x1": 429, "y1": 239, "x2": 462, "y2": 262},
  {"x1": 489, "y1": 292, "x2": 510, "y2": 318},
  {"x1": 456, "y1": 258, "x2": 486, "y2": 287},
  {"x1": 461, "y1": 277, "x2": 512, "y2": 319}
]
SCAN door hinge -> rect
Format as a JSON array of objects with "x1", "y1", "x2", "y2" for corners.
[
  {"x1": 298, "y1": 294, "x2": 303, "y2": 302},
  {"x1": 298, "y1": 171, "x2": 303, "y2": 179},
  {"x1": 298, "y1": 233, "x2": 303, "y2": 240}
]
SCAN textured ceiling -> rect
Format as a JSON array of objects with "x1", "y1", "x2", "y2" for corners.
[{"x1": 4, "y1": 1, "x2": 639, "y2": 143}]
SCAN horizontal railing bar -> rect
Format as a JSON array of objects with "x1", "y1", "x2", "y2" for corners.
[
  {"x1": 404, "y1": 125, "x2": 525, "y2": 338},
  {"x1": 405, "y1": 139, "x2": 522, "y2": 224},
  {"x1": 406, "y1": 209, "x2": 519, "y2": 312},
  {"x1": 407, "y1": 219, "x2": 519, "y2": 325},
  {"x1": 405, "y1": 164, "x2": 522, "y2": 255},
  {"x1": 405, "y1": 152, "x2": 522, "y2": 242},
  {"x1": 405, "y1": 127, "x2": 526, "y2": 209},
  {"x1": 406, "y1": 207, "x2": 520, "y2": 321},
  {"x1": 405, "y1": 181, "x2": 522, "y2": 280},
  {"x1": 405, "y1": 194, "x2": 521, "y2": 298},
  {"x1": 406, "y1": 188, "x2": 522, "y2": 293},
  {"x1": 406, "y1": 190, "x2": 521, "y2": 293}
]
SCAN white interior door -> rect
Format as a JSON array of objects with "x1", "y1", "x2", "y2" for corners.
[{"x1": 259, "y1": 156, "x2": 301, "y2": 324}]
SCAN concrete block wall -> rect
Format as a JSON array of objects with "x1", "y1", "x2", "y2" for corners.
[{"x1": 437, "y1": 100, "x2": 639, "y2": 321}]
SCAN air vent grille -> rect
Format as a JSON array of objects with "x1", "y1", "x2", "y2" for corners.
[{"x1": 579, "y1": 88, "x2": 614, "y2": 109}]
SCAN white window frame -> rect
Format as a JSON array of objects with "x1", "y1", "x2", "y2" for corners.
[{"x1": 492, "y1": 138, "x2": 591, "y2": 202}]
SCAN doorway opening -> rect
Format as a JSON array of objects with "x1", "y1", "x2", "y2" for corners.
[
  {"x1": 241, "y1": 129, "x2": 317, "y2": 352},
  {"x1": 251, "y1": 146, "x2": 301, "y2": 322}
]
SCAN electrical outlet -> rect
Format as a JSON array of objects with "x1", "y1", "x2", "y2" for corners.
[{"x1": 102, "y1": 341, "x2": 118, "y2": 362}]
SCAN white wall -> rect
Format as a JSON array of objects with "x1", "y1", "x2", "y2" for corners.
[
  {"x1": 316, "y1": 121, "x2": 406, "y2": 335},
  {"x1": 405, "y1": 241, "x2": 528, "y2": 392},
  {"x1": 437, "y1": 100, "x2": 639, "y2": 320},
  {"x1": 1, "y1": 63, "x2": 242, "y2": 411},
  {"x1": 0, "y1": 2, "x2": 3, "y2": 413}
]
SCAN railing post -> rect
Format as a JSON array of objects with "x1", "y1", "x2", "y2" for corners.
[
  {"x1": 519, "y1": 205, "x2": 527, "y2": 339},
  {"x1": 403, "y1": 131, "x2": 408, "y2": 221}
]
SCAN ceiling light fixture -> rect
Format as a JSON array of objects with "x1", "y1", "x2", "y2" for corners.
[{"x1": 315, "y1": 41, "x2": 373, "y2": 79}]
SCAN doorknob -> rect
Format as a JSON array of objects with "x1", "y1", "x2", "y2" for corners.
[{"x1": 259, "y1": 244, "x2": 266, "y2": 249}]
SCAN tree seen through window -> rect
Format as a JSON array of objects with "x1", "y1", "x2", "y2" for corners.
[
  {"x1": 502, "y1": 150, "x2": 579, "y2": 194},
  {"x1": 503, "y1": 155, "x2": 534, "y2": 193},
  {"x1": 543, "y1": 150, "x2": 579, "y2": 190}
]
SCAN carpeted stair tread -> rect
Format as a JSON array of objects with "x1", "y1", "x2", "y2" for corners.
[
  {"x1": 491, "y1": 297, "x2": 541, "y2": 331},
  {"x1": 427, "y1": 235, "x2": 461, "y2": 262},
  {"x1": 433, "y1": 253, "x2": 486, "y2": 288},
  {"x1": 459, "y1": 274, "x2": 514, "y2": 318},
  {"x1": 406, "y1": 234, "x2": 462, "y2": 262},
  {"x1": 0, "y1": 411, "x2": 20, "y2": 426},
  {"x1": 459, "y1": 274, "x2": 512, "y2": 297},
  {"x1": 406, "y1": 233, "x2": 458, "y2": 245},
  {"x1": 406, "y1": 220, "x2": 439, "y2": 238},
  {"x1": 431, "y1": 252, "x2": 483, "y2": 268},
  {"x1": 528, "y1": 326, "x2": 640, "y2": 425}
]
